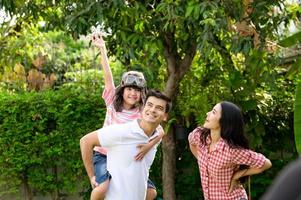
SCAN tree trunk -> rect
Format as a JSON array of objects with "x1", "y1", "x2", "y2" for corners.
[
  {"x1": 51, "y1": 166, "x2": 59, "y2": 200},
  {"x1": 161, "y1": 34, "x2": 197, "y2": 199},
  {"x1": 161, "y1": 53, "x2": 181, "y2": 199},
  {"x1": 22, "y1": 175, "x2": 33, "y2": 200},
  {"x1": 162, "y1": 127, "x2": 176, "y2": 200}
]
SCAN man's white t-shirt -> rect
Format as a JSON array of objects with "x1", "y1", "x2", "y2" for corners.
[{"x1": 97, "y1": 119, "x2": 160, "y2": 200}]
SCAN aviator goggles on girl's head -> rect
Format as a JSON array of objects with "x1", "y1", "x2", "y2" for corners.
[{"x1": 122, "y1": 74, "x2": 146, "y2": 88}]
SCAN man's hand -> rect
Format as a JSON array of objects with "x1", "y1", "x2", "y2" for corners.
[{"x1": 90, "y1": 175, "x2": 99, "y2": 189}]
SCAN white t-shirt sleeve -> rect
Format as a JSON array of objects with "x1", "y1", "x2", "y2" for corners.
[{"x1": 97, "y1": 124, "x2": 124, "y2": 148}]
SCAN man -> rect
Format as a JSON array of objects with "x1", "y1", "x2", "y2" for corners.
[{"x1": 80, "y1": 89, "x2": 172, "y2": 200}]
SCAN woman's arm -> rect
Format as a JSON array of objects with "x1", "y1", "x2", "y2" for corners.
[
  {"x1": 189, "y1": 144, "x2": 198, "y2": 159},
  {"x1": 92, "y1": 34, "x2": 114, "y2": 90},
  {"x1": 188, "y1": 127, "x2": 203, "y2": 160},
  {"x1": 229, "y1": 158, "x2": 272, "y2": 192},
  {"x1": 233, "y1": 158, "x2": 272, "y2": 180}
]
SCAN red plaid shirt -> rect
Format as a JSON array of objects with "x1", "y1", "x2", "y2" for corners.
[{"x1": 188, "y1": 127, "x2": 266, "y2": 200}]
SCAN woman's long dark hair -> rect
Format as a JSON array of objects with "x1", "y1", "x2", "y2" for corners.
[
  {"x1": 200, "y1": 101, "x2": 250, "y2": 182},
  {"x1": 200, "y1": 101, "x2": 249, "y2": 148},
  {"x1": 220, "y1": 101, "x2": 249, "y2": 149}
]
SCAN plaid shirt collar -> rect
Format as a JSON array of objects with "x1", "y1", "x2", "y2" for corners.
[{"x1": 206, "y1": 136, "x2": 227, "y2": 152}]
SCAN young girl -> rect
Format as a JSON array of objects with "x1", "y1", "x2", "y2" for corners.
[
  {"x1": 89, "y1": 33, "x2": 163, "y2": 200},
  {"x1": 189, "y1": 101, "x2": 272, "y2": 200}
]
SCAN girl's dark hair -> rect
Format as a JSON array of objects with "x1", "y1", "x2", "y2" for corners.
[
  {"x1": 113, "y1": 85, "x2": 147, "y2": 112},
  {"x1": 200, "y1": 101, "x2": 250, "y2": 182}
]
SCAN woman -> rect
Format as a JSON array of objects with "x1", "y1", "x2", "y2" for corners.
[
  {"x1": 88, "y1": 33, "x2": 162, "y2": 200},
  {"x1": 189, "y1": 101, "x2": 272, "y2": 200}
]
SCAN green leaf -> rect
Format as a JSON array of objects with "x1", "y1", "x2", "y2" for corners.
[
  {"x1": 193, "y1": 4, "x2": 200, "y2": 20},
  {"x1": 185, "y1": 4, "x2": 194, "y2": 18},
  {"x1": 279, "y1": 31, "x2": 301, "y2": 47},
  {"x1": 241, "y1": 100, "x2": 257, "y2": 111},
  {"x1": 294, "y1": 81, "x2": 301, "y2": 155},
  {"x1": 286, "y1": 58, "x2": 301, "y2": 78}
]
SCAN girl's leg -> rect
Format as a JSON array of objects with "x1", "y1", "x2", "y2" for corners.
[
  {"x1": 146, "y1": 179, "x2": 157, "y2": 200},
  {"x1": 92, "y1": 152, "x2": 110, "y2": 200},
  {"x1": 90, "y1": 179, "x2": 110, "y2": 200},
  {"x1": 146, "y1": 187, "x2": 157, "y2": 200}
]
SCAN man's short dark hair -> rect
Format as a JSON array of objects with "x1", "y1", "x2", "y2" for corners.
[{"x1": 145, "y1": 89, "x2": 172, "y2": 113}]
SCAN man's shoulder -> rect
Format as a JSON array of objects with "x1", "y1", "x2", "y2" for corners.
[
  {"x1": 100, "y1": 120, "x2": 137, "y2": 136},
  {"x1": 103, "y1": 121, "x2": 133, "y2": 132}
]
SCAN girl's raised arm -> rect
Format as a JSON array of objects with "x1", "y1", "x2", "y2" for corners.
[{"x1": 92, "y1": 33, "x2": 114, "y2": 90}]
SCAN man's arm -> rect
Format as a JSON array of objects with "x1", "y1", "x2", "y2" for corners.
[{"x1": 80, "y1": 131, "x2": 101, "y2": 188}]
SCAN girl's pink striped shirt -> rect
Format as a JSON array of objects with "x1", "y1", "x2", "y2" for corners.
[{"x1": 93, "y1": 87, "x2": 141, "y2": 155}]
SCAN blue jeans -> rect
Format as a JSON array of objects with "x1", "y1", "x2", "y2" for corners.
[
  {"x1": 93, "y1": 151, "x2": 111, "y2": 184},
  {"x1": 93, "y1": 151, "x2": 156, "y2": 189}
]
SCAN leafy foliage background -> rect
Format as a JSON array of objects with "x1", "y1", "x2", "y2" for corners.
[{"x1": 0, "y1": 1, "x2": 301, "y2": 199}]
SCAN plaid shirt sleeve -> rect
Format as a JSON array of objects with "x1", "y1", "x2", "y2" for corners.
[
  {"x1": 188, "y1": 127, "x2": 204, "y2": 146},
  {"x1": 231, "y1": 148, "x2": 266, "y2": 168}
]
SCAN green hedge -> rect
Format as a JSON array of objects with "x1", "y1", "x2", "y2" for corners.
[{"x1": 0, "y1": 87, "x2": 105, "y2": 199}]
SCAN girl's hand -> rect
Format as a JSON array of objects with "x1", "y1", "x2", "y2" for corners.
[
  {"x1": 156, "y1": 125, "x2": 165, "y2": 138},
  {"x1": 135, "y1": 143, "x2": 152, "y2": 161},
  {"x1": 135, "y1": 125, "x2": 165, "y2": 161},
  {"x1": 92, "y1": 33, "x2": 105, "y2": 48}
]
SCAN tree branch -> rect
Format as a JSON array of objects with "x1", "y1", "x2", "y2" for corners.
[
  {"x1": 163, "y1": 31, "x2": 178, "y2": 75},
  {"x1": 179, "y1": 42, "x2": 197, "y2": 77}
]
